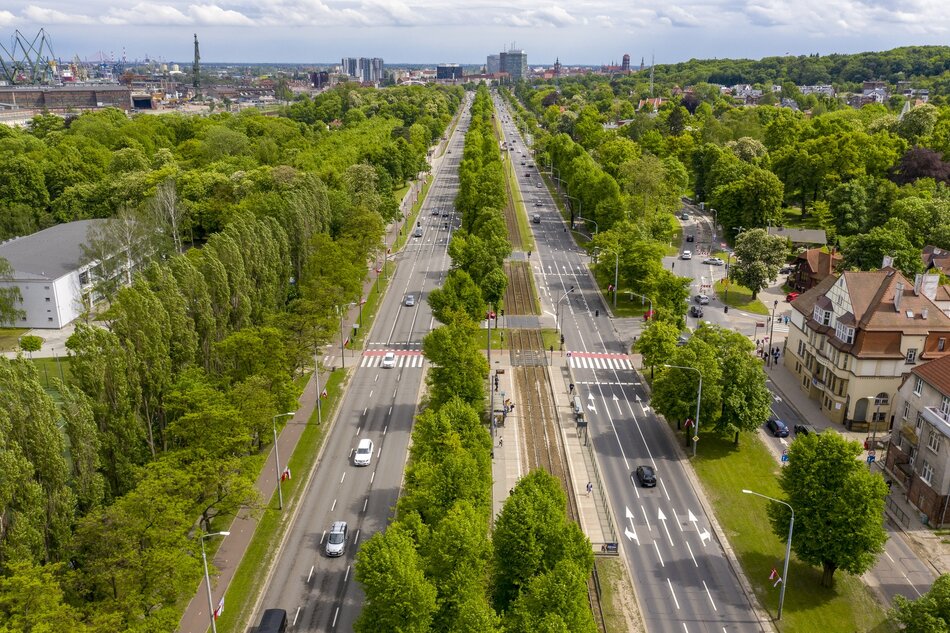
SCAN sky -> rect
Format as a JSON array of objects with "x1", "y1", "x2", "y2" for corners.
[{"x1": 1, "y1": 0, "x2": 949, "y2": 66}]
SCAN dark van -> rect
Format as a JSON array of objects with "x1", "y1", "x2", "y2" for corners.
[{"x1": 257, "y1": 608, "x2": 287, "y2": 633}]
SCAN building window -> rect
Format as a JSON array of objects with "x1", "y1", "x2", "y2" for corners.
[
  {"x1": 813, "y1": 305, "x2": 831, "y2": 326},
  {"x1": 914, "y1": 377, "x2": 924, "y2": 395},
  {"x1": 45, "y1": 297, "x2": 50, "y2": 302},
  {"x1": 942, "y1": 396, "x2": 950, "y2": 419},
  {"x1": 79, "y1": 270, "x2": 89, "y2": 286},
  {"x1": 928, "y1": 430, "x2": 942, "y2": 454},
  {"x1": 906, "y1": 348, "x2": 918, "y2": 364},
  {"x1": 798, "y1": 340, "x2": 805, "y2": 356},
  {"x1": 903, "y1": 402, "x2": 910, "y2": 420},
  {"x1": 939, "y1": 338, "x2": 946, "y2": 352},
  {"x1": 834, "y1": 321, "x2": 855, "y2": 344},
  {"x1": 874, "y1": 392, "x2": 889, "y2": 406},
  {"x1": 917, "y1": 413, "x2": 924, "y2": 432},
  {"x1": 921, "y1": 460, "x2": 934, "y2": 485}
]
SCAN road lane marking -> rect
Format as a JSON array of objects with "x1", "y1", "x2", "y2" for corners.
[
  {"x1": 332, "y1": 607, "x2": 340, "y2": 628},
  {"x1": 653, "y1": 541, "x2": 665, "y2": 567},
  {"x1": 383, "y1": 425, "x2": 388, "y2": 435},
  {"x1": 657, "y1": 508, "x2": 675, "y2": 547},
  {"x1": 686, "y1": 541, "x2": 697, "y2": 567},
  {"x1": 294, "y1": 606, "x2": 301, "y2": 625},
  {"x1": 368, "y1": 390, "x2": 373, "y2": 399},
  {"x1": 307, "y1": 566, "x2": 314, "y2": 582},
  {"x1": 340, "y1": 472, "x2": 346, "y2": 484},
  {"x1": 641, "y1": 505, "x2": 652, "y2": 531},
  {"x1": 667, "y1": 578, "x2": 680, "y2": 609},
  {"x1": 345, "y1": 565, "x2": 351, "y2": 582},
  {"x1": 330, "y1": 499, "x2": 336, "y2": 511},
  {"x1": 703, "y1": 580, "x2": 718, "y2": 611}
]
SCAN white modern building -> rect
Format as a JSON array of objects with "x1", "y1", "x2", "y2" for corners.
[{"x1": 0, "y1": 219, "x2": 108, "y2": 329}]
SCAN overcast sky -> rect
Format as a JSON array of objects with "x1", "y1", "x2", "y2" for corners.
[{"x1": 2, "y1": 0, "x2": 948, "y2": 66}]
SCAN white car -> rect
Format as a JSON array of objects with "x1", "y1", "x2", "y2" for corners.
[
  {"x1": 694, "y1": 294, "x2": 710, "y2": 305},
  {"x1": 325, "y1": 521, "x2": 348, "y2": 557},
  {"x1": 680, "y1": 250, "x2": 693, "y2": 260},
  {"x1": 354, "y1": 438, "x2": 374, "y2": 466},
  {"x1": 703, "y1": 257, "x2": 725, "y2": 266},
  {"x1": 381, "y1": 352, "x2": 396, "y2": 368}
]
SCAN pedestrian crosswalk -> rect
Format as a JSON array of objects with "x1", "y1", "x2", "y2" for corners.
[
  {"x1": 361, "y1": 351, "x2": 425, "y2": 368},
  {"x1": 567, "y1": 352, "x2": 633, "y2": 371}
]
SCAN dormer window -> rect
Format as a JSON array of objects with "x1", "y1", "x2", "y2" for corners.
[
  {"x1": 834, "y1": 320, "x2": 855, "y2": 344},
  {"x1": 813, "y1": 305, "x2": 831, "y2": 326}
]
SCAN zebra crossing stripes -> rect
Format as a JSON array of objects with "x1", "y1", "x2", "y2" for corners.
[
  {"x1": 567, "y1": 352, "x2": 633, "y2": 370},
  {"x1": 361, "y1": 351, "x2": 425, "y2": 368}
]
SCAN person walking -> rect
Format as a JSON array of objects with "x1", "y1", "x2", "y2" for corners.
[{"x1": 586, "y1": 481, "x2": 593, "y2": 496}]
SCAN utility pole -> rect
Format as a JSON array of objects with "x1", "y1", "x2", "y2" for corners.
[{"x1": 192, "y1": 33, "x2": 201, "y2": 99}]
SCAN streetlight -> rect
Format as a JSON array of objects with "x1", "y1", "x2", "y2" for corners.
[
  {"x1": 556, "y1": 286, "x2": 575, "y2": 339},
  {"x1": 742, "y1": 489, "x2": 794, "y2": 620},
  {"x1": 664, "y1": 364, "x2": 702, "y2": 457},
  {"x1": 271, "y1": 411, "x2": 295, "y2": 510},
  {"x1": 575, "y1": 213, "x2": 597, "y2": 236},
  {"x1": 766, "y1": 299, "x2": 779, "y2": 367},
  {"x1": 593, "y1": 247, "x2": 619, "y2": 309},
  {"x1": 200, "y1": 531, "x2": 230, "y2": 633},
  {"x1": 336, "y1": 302, "x2": 356, "y2": 368},
  {"x1": 566, "y1": 196, "x2": 583, "y2": 229},
  {"x1": 629, "y1": 291, "x2": 653, "y2": 320}
]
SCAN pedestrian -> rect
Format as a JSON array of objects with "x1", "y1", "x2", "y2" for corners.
[
  {"x1": 498, "y1": 437, "x2": 503, "y2": 447},
  {"x1": 672, "y1": 261, "x2": 675, "y2": 270},
  {"x1": 586, "y1": 481, "x2": 593, "y2": 496}
]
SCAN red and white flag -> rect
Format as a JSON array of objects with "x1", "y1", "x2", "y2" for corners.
[
  {"x1": 321, "y1": 389, "x2": 328, "y2": 399},
  {"x1": 214, "y1": 596, "x2": 224, "y2": 619},
  {"x1": 282, "y1": 467, "x2": 291, "y2": 481},
  {"x1": 769, "y1": 567, "x2": 777, "y2": 580}
]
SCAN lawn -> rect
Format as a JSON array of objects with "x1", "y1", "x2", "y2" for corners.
[
  {"x1": 215, "y1": 367, "x2": 348, "y2": 633},
  {"x1": 691, "y1": 431, "x2": 891, "y2": 632},
  {"x1": 482, "y1": 327, "x2": 560, "y2": 353},
  {"x1": 714, "y1": 279, "x2": 769, "y2": 315},
  {"x1": 30, "y1": 357, "x2": 72, "y2": 390},
  {"x1": 0, "y1": 327, "x2": 28, "y2": 351}
]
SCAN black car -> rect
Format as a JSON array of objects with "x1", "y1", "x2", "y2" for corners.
[
  {"x1": 793, "y1": 424, "x2": 821, "y2": 436},
  {"x1": 766, "y1": 417, "x2": 789, "y2": 437},
  {"x1": 689, "y1": 305, "x2": 704, "y2": 318},
  {"x1": 634, "y1": 465, "x2": 657, "y2": 487},
  {"x1": 686, "y1": 234, "x2": 695, "y2": 242}
]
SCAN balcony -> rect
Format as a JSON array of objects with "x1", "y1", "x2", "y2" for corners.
[
  {"x1": 920, "y1": 406, "x2": 950, "y2": 436},
  {"x1": 900, "y1": 424, "x2": 919, "y2": 445}
]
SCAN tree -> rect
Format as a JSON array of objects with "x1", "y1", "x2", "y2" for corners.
[
  {"x1": 0, "y1": 256, "x2": 24, "y2": 326},
  {"x1": 0, "y1": 561, "x2": 89, "y2": 632},
  {"x1": 634, "y1": 320, "x2": 679, "y2": 378},
  {"x1": 890, "y1": 148, "x2": 950, "y2": 185},
  {"x1": 841, "y1": 218, "x2": 922, "y2": 277},
  {"x1": 19, "y1": 334, "x2": 42, "y2": 358},
  {"x1": 505, "y1": 559, "x2": 597, "y2": 633},
  {"x1": 422, "y1": 318, "x2": 489, "y2": 410},
  {"x1": 427, "y1": 269, "x2": 485, "y2": 324},
  {"x1": 355, "y1": 524, "x2": 438, "y2": 633},
  {"x1": 650, "y1": 341, "x2": 723, "y2": 439},
  {"x1": 772, "y1": 432, "x2": 887, "y2": 587},
  {"x1": 730, "y1": 229, "x2": 789, "y2": 299},
  {"x1": 891, "y1": 573, "x2": 950, "y2": 633}
]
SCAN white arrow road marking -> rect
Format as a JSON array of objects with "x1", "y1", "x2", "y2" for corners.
[
  {"x1": 588, "y1": 392, "x2": 595, "y2": 400},
  {"x1": 699, "y1": 527, "x2": 712, "y2": 545},
  {"x1": 624, "y1": 507, "x2": 640, "y2": 544},
  {"x1": 657, "y1": 508, "x2": 675, "y2": 547},
  {"x1": 688, "y1": 509, "x2": 699, "y2": 531},
  {"x1": 587, "y1": 403, "x2": 597, "y2": 414}
]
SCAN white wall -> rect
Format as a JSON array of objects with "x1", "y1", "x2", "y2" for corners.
[{"x1": 1, "y1": 271, "x2": 85, "y2": 329}]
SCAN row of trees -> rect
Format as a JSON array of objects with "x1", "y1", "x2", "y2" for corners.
[{"x1": 0, "y1": 86, "x2": 455, "y2": 630}]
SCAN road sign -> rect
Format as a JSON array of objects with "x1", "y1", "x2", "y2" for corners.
[
  {"x1": 867, "y1": 455, "x2": 876, "y2": 464},
  {"x1": 692, "y1": 435, "x2": 699, "y2": 443},
  {"x1": 781, "y1": 454, "x2": 789, "y2": 462}
]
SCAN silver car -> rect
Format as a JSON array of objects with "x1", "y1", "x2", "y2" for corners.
[{"x1": 325, "y1": 521, "x2": 348, "y2": 557}]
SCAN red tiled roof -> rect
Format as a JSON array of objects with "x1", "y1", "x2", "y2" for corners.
[{"x1": 914, "y1": 354, "x2": 950, "y2": 395}]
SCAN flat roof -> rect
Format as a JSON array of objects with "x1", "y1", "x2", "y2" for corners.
[{"x1": 0, "y1": 220, "x2": 105, "y2": 281}]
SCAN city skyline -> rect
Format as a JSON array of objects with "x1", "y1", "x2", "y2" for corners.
[{"x1": 1, "y1": 0, "x2": 948, "y2": 66}]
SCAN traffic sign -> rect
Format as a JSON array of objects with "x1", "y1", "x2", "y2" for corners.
[
  {"x1": 781, "y1": 454, "x2": 789, "y2": 462},
  {"x1": 692, "y1": 435, "x2": 699, "y2": 443},
  {"x1": 867, "y1": 455, "x2": 876, "y2": 464}
]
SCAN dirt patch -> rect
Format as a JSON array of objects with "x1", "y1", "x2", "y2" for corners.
[{"x1": 595, "y1": 556, "x2": 644, "y2": 633}]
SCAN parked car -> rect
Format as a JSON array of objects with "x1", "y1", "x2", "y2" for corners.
[
  {"x1": 381, "y1": 352, "x2": 396, "y2": 368},
  {"x1": 703, "y1": 257, "x2": 725, "y2": 266},
  {"x1": 766, "y1": 417, "x2": 790, "y2": 437},
  {"x1": 786, "y1": 292, "x2": 800, "y2": 302},
  {"x1": 442, "y1": 210, "x2": 450, "y2": 217},
  {"x1": 634, "y1": 465, "x2": 657, "y2": 487},
  {"x1": 680, "y1": 212, "x2": 689, "y2": 220},
  {"x1": 694, "y1": 294, "x2": 710, "y2": 305},
  {"x1": 676, "y1": 333, "x2": 691, "y2": 346},
  {"x1": 680, "y1": 250, "x2": 692, "y2": 260},
  {"x1": 353, "y1": 438, "x2": 374, "y2": 466},
  {"x1": 686, "y1": 234, "x2": 695, "y2": 242},
  {"x1": 780, "y1": 265, "x2": 795, "y2": 274},
  {"x1": 793, "y1": 424, "x2": 821, "y2": 436},
  {"x1": 325, "y1": 521, "x2": 348, "y2": 557},
  {"x1": 643, "y1": 309, "x2": 655, "y2": 321},
  {"x1": 690, "y1": 305, "x2": 704, "y2": 318}
]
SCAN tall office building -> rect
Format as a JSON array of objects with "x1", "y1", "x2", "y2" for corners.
[
  {"x1": 342, "y1": 57, "x2": 384, "y2": 83},
  {"x1": 487, "y1": 54, "x2": 500, "y2": 74},
  {"x1": 500, "y1": 49, "x2": 527, "y2": 80}
]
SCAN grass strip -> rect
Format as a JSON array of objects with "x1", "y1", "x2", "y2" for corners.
[{"x1": 714, "y1": 279, "x2": 769, "y2": 315}]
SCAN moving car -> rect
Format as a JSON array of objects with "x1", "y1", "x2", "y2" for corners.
[
  {"x1": 690, "y1": 305, "x2": 704, "y2": 318},
  {"x1": 381, "y1": 352, "x2": 396, "y2": 368},
  {"x1": 703, "y1": 257, "x2": 725, "y2": 266},
  {"x1": 535, "y1": 182, "x2": 542, "y2": 188},
  {"x1": 532, "y1": 214, "x2": 541, "y2": 224},
  {"x1": 534, "y1": 201, "x2": 543, "y2": 207},
  {"x1": 680, "y1": 250, "x2": 692, "y2": 260},
  {"x1": 414, "y1": 226, "x2": 423, "y2": 238},
  {"x1": 404, "y1": 293, "x2": 416, "y2": 306},
  {"x1": 325, "y1": 521, "x2": 348, "y2": 557},
  {"x1": 793, "y1": 424, "x2": 821, "y2": 436},
  {"x1": 676, "y1": 333, "x2": 691, "y2": 346},
  {"x1": 686, "y1": 234, "x2": 695, "y2": 242},
  {"x1": 694, "y1": 294, "x2": 710, "y2": 305},
  {"x1": 766, "y1": 417, "x2": 790, "y2": 437},
  {"x1": 256, "y1": 609, "x2": 288, "y2": 633},
  {"x1": 786, "y1": 292, "x2": 800, "y2": 302},
  {"x1": 354, "y1": 438, "x2": 374, "y2": 466},
  {"x1": 634, "y1": 465, "x2": 657, "y2": 487}
]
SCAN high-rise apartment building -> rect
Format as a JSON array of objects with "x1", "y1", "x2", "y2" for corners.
[
  {"x1": 486, "y1": 54, "x2": 500, "y2": 75},
  {"x1": 341, "y1": 57, "x2": 384, "y2": 83}
]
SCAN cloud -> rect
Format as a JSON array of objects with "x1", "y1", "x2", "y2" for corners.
[
  {"x1": 22, "y1": 5, "x2": 96, "y2": 24},
  {"x1": 189, "y1": 4, "x2": 255, "y2": 25},
  {"x1": 506, "y1": 4, "x2": 577, "y2": 28},
  {"x1": 0, "y1": 10, "x2": 17, "y2": 26},
  {"x1": 102, "y1": 3, "x2": 191, "y2": 25}
]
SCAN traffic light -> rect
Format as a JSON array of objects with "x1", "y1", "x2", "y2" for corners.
[
  {"x1": 560, "y1": 334, "x2": 565, "y2": 345},
  {"x1": 500, "y1": 309, "x2": 505, "y2": 317}
]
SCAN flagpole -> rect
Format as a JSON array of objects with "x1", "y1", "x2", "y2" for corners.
[{"x1": 315, "y1": 351, "x2": 323, "y2": 426}]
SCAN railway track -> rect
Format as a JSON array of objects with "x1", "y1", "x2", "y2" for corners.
[{"x1": 502, "y1": 261, "x2": 537, "y2": 315}]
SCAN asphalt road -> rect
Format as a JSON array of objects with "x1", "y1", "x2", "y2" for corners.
[
  {"x1": 251, "y1": 95, "x2": 472, "y2": 632},
  {"x1": 495, "y1": 97, "x2": 764, "y2": 633}
]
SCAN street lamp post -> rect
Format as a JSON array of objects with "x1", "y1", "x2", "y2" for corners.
[
  {"x1": 575, "y1": 213, "x2": 597, "y2": 236},
  {"x1": 566, "y1": 196, "x2": 583, "y2": 229},
  {"x1": 664, "y1": 364, "x2": 702, "y2": 456},
  {"x1": 200, "y1": 531, "x2": 231, "y2": 633},
  {"x1": 766, "y1": 299, "x2": 779, "y2": 367},
  {"x1": 556, "y1": 286, "x2": 576, "y2": 339},
  {"x1": 743, "y1": 489, "x2": 794, "y2": 620},
  {"x1": 629, "y1": 291, "x2": 653, "y2": 320},
  {"x1": 594, "y1": 247, "x2": 619, "y2": 309},
  {"x1": 271, "y1": 411, "x2": 295, "y2": 510},
  {"x1": 336, "y1": 302, "x2": 356, "y2": 368}
]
